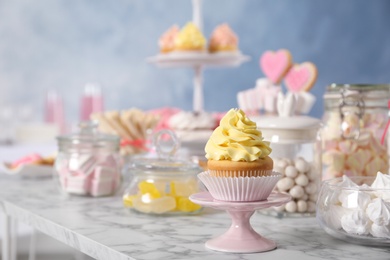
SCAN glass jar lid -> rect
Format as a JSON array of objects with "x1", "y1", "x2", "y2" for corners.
[
  {"x1": 324, "y1": 84, "x2": 390, "y2": 109},
  {"x1": 253, "y1": 116, "x2": 321, "y2": 143},
  {"x1": 130, "y1": 130, "x2": 200, "y2": 174},
  {"x1": 57, "y1": 121, "x2": 120, "y2": 149}
]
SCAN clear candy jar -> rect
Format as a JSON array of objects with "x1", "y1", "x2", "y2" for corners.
[
  {"x1": 321, "y1": 84, "x2": 390, "y2": 180},
  {"x1": 123, "y1": 130, "x2": 203, "y2": 215},
  {"x1": 254, "y1": 116, "x2": 321, "y2": 217},
  {"x1": 54, "y1": 121, "x2": 122, "y2": 197}
]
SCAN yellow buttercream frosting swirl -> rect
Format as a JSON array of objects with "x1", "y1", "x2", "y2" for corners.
[
  {"x1": 174, "y1": 22, "x2": 206, "y2": 50},
  {"x1": 205, "y1": 109, "x2": 271, "y2": 162}
]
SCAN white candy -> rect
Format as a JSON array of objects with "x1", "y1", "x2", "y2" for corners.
[
  {"x1": 306, "y1": 168, "x2": 318, "y2": 181},
  {"x1": 290, "y1": 185, "x2": 305, "y2": 199},
  {"x1": 305, "y1": 182, "x2": 317, "y2": 195},
  {"x1": 307, "y1": 201, "x2": 316, "y2": 213},
  {"x1": 297, "y1": 200, "x2": 308, "y2": 212},
  {"x1": 285, "y1": 166, "x2": 298, "y2": 178},
  {"x1": 309, "y1": 193, "x2": 318, "y2": 202},
  {"x1": 295, "y1": 173, "x2": 309, "y2": 187},
  {"x1": 301, "y1": 194, "x2": 309, "y2": 201},
  {"x1": 277, "y1": 177, "x2": 295, "y2": 191},
  {"x1": 285, "y1": 201, "x2": 297, "y2": 213},
  {"x1": 295, "y1": 158, "x2": 310, "y2": 173},
  {"x1": 276, "y1": 159, "x2": 289, "y2": 170}
]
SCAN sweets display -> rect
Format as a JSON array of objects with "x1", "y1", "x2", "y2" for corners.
[
  {"x1": 272, "y1": 157, "x2": 318, "y2": 214},
  {"x1": 159, "y1": 25, "x2": 179, "y2": 53},
  {"x1": 57, "y1": 154, "x2": 121, "y2": 197},
  {"x1": 91, "y1": 109, "x2": 159, "y2": 155},
  {"x1": 123, "y1": 179, "x2": 202, "y2": 214},
  {"x1": 123, "y1": 130, "x2": 203, "y2": 215},
  {"x1": 174, "y1": 22, "x2": 206, "y2": 51},
  {"x1": 7, "y1": 153, "x2": 55, "y2": 169},
  {"x1": 199, "y1": 108, "x2": 281, "y2": 201},
  {"x1": 321, "y1": 85, "x2": 389, "y2": 180},
  {"x1": 208, "y1": 24, "x2": 238, "y2": 53},
  {"x1": 55, "y1": 121, "x2": 122, "y2": 197},
  {"x1": 238, "y1": 49, "x2": 317, "y2": 116},
  {"x1": 317, "y1": 173, "x2": 390, "y2": 241},
  {"x1": 158, "y1": 23, "x2": 240, "y2": 54}
]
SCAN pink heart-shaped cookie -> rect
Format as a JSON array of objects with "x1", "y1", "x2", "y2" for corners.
[
  {"x1": 260, "y1": 49, "x2": 292, "y2": 84},
  {"x1": 284, "y1": 62, "x2": 318, "y2": 92}
]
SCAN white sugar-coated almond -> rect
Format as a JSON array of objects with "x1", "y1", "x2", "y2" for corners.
[
  {"x1": 306, "y1": 167, "x2": 318, "y2": 181},
  {"x1": 297, "y1": 200, "x2": 308, "y2": 212},
  {"x1": 309, "y1": 193, "x2": 318, "y2": 202},
  {"x1": 307, "y1": 201, "x2": 316, "y2": 212},
  {"x1": 295, "y1": 158, "x2": 310, "y2": 173},
  {"x1": 301, "y1": 193, "x2": 309, "y2": 201},
  {"x1": 295, "y1": 173, "x2": 309, "y2": 187},
  {"x1": 285, "y1": 201, "x2": 297, "y2": 213},
  {"x1": 305, "y1": 182, "x2": 317, "y2": 195},
  {"x1": 276, "y1": 177, "x2": 295, "y2": 191},
  {"x1": 289, "y1": 185, "x2": 304, "y2": 199},
  {"x1": 285, "y1": 165, "x2": 298, "y2": 178},
  {"x1": 276, "y1": 159, "x2": 289, "y2": 170}
]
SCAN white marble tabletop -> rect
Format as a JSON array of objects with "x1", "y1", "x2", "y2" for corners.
[{"x1": 0, "y1": 177, "x2": 389, "y2": 260}]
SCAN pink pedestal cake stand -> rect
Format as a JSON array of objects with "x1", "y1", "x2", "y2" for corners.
[{"x1": 190, "y1": 191, "x2": 291, "y2": 253}]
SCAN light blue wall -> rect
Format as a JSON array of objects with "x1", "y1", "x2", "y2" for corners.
[{"x1": 0, "y1": 0, "x2": 389, "y2": 122}]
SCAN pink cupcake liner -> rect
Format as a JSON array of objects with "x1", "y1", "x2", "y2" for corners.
[{"x1": 198, "y1": 171, "x2": 282, "y2": 202}]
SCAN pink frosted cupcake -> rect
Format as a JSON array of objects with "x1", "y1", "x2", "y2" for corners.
[
  {"x1": 159, "y1": 25, "x2": 180, "y2": 53},
  {"x1": 208, "y1": 24, "x2": 238, "y2": 53},
  {"x1": 198, "y1": 108, "x2": 281, "y2": 201}
]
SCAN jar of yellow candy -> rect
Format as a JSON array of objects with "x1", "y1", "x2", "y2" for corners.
[{"x1": 123, "y1": 130, "x2": 203, "y2": 215}]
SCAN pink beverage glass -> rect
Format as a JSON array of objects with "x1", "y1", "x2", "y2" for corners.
[
  {"x1": 45, "y1": 90, "x2": 66, "y2": 133},
  {"x1": 80, "y1": 83, "x2": 104, "y2": 121}
]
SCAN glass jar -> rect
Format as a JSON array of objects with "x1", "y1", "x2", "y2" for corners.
[
  {"x1": 254, "y1": 115, "x2": 321, "y2": 217},
  {"x1": 123, "y1": 130, "x2": 203, "y2": 215},
  {"x1": 54, "y1": 121, "x2": 122, "y2": 197},
  {"x1": 321, "y1": 84, "x2": 390, "y2": 180}
]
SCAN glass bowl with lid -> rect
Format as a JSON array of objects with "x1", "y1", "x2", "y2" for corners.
[
  {"x1": 54, "y1": 121, "x2": 122, "y2": 197},
  {"x1": 123, "y1": 130, "x2": 204, "y2": 215}
]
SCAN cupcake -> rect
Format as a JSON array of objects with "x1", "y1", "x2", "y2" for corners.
[
  {"x1": 208, "y1": 24, "x2": 238, "y2": 53},
  {"x1": 158, "y1": 25, "x2": 179, "y2": 53},
  {"x1": 198, "y1": 108, "x2": 280, "y2": 201},
  {"x1": 174, "y1": 22, "x2": 206, "y2": 51}
]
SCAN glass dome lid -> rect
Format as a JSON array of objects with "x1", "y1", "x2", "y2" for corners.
[{"x1": 57, "y1": 121, "x2": 120, "y2": 147}]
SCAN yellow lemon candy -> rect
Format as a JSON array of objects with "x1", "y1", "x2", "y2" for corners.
[
  {"x1": 149, "y1": 196, "x2": 176, "y2": 214},
  {"x1": 176, "y1": 196, "x2": 202, "y2": 212},
  {"x1": 172, "y1": 179, "x2": 199, "y2": 197},
  {"x1": 123, "y1": 194, "x2": 137, "y2": 208},
  {"x1": 138, "y1": 181, "x2": 161, "y2": 199}
]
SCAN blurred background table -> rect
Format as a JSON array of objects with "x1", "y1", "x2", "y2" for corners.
[{"x1": 1, "y1": 176, "x2": 389, "y2": 260}]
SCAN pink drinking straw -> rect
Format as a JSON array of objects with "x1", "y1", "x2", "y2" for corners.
[
  {"x1": 80, "y1": 83, "x2": 104, "y2": 121},
  {"x1": 380, "y1": 100, "x2": 390, "y2": 145}
]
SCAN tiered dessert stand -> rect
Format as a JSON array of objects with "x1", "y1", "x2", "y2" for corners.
[{"x1": 147, "y1": 0, "x2": 250, "y2": 113}]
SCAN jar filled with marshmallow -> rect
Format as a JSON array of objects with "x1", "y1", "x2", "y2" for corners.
[
  {"x1": 254, "y1": 116, "x2": 321, "y2": 217},
  {"x1": 54, "y1": 121, "x2": 122, "y2": 197},
  {"x1": 321, "y1": 84, "x2": 390, "y2": 180},
  {"x1": 123, "y1": 130, "x2": 203, "y2": 215}
]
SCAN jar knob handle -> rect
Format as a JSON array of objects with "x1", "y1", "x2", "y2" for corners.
[{"x1": 153, "y1": 129, "x2": 180, "y2": 160}]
